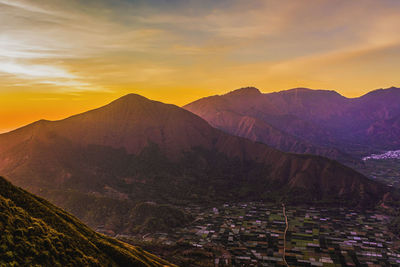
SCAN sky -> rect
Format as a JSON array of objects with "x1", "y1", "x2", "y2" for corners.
[{"x1": 1, "y1": 0, "x2": 400, "y2": 132}]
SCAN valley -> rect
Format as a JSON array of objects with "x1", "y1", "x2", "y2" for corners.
[
  {"x1": 358, "y1": 158, "x2": 400, "y2": 189},
  {"x1": 355, "y1": 150, "x2": 400, "y2": 189},
  {"x1": 118, "y1": 202, "x2": 400, "y2": 266}
]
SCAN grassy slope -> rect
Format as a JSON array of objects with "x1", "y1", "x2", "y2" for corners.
[{"x1": 0, "y1": 176, "x2": 174, "y2": 267}]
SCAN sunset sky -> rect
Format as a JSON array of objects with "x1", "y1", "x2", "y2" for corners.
[{"x1": 1, "y1": 0, "x2": 400, "y2": 132}]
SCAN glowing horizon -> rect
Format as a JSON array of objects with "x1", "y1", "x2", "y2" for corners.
[{"x1": 1, "y1": 0, "x2": 400, "y2": 132}]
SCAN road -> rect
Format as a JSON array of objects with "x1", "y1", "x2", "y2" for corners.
[{"x1": 282, "y1": 203, "x2": 289, "y2": 267}]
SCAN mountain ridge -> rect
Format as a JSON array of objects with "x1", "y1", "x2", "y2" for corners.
[
  {"x1": 0, "y1": 176, "x2": 173, "y2": 266},
  {"x1": 184, "y1": 86, "x2": 400, "y2": 159},
  {"x1": 205, "y1": 86, "x2": 400, "y2": 100}
]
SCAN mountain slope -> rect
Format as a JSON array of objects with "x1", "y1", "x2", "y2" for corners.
[
  {"x1": 0, "y1": 176, "x2": 173, "y2": 266},
  {"x1": 184, "y1": 87, "x2": 355, "y2": 163},
  {"x1": 0, "y1": 94, "x2": 218, "y2": 190},
  {"x1": 184, "y1": 86, "x2": 400, "y2": 158},
  {"x1": 0, "y1": 94, "x2": 391, "y2": 234}
]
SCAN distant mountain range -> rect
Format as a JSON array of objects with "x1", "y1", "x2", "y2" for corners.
[
  {"x1": 184, "y1": 86, "x2": 400, "y2": 161},
  {"x1": 0, "y1": 93, "x2": 393, "y2": 233},
  {"x1": 0, "y1": 176, "x2": 172, "y2": 266}
]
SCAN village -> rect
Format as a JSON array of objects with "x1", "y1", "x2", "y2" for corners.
[{"x1": 123, "y1": 203, "x2": 400, "y2": 266}]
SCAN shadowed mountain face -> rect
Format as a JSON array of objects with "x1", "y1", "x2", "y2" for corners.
[
  {"x1": 184, "y1": 86, "x2": 400, "y2": 159},
  {"x1": 0, "y1": 94, "x2": 390, "y2": 229},
  {"x1": 0, "y1": 176, "x2": 173, "y2": 266}
]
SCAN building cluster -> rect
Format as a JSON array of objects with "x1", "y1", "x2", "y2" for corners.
[{"x1": 363, "y1": 150, "x2": 400, "y2": 161}]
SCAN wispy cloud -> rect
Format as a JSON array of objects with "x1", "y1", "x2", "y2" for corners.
[
  {"x1": 0, "y1": 62, "x2": 74, "y2": 79},
  {"x1": 1, "y1": 0, "x2": 400, "y2": 96},
  {"x1": 0, "y1": 0, "x2": 165, "y2": 93}
]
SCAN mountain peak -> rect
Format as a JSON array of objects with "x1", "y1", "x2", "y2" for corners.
[
  {"x1": 111, "y1": 93, "x2": 151, "y2": 105},
  {"x1": 282, "y1": 87, "x2": 342, "y2": 96},
  {"x1": 226, "y1": 87, "x2": 262, "y2": 96},
  {"x1": 285, "y1": 87, "x2": 314, "y2": 92},
  {"x1": 363, "y1": 86, "x2": 400, "y2": 97}
]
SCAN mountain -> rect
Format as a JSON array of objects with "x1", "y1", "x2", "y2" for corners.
[
  {"x1": 184, "y1": 87, "x2": 355, "y2": 164},
  {"x1": 0, "y1": 94, "x2": 219, "y2": 189},
  {"x1": 366, "y1": 115, "x2": 400, "y2": 148},
  {"x1": 0, "y1": 94, "x2": 391, "y2": 234},
  {"x1": 184, "y1": 86, "x2": 400, "y2": 158},
  {"x1": 0, "y1": 176, "x2": 173, "y2": 266}
]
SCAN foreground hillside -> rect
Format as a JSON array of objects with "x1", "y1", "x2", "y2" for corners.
[
  {"x1": 0, "y1": 94, "x2": 392, "y2": 234},
  {"x1": 0, "y1": 176, "x2": 173, "y2": 266},
  {"x1": 184, "y1": 86, "x2": 400, "y2": 161}
]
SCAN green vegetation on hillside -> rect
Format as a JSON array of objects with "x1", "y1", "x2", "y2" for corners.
[
  {"x1": 40, "y1": 189, "x2": 192, "y2": 235},
  {"x1": 129, "y1": 202, "x2": 192, "y2": 234},
  {"x1": 0, "y1": 176, "x2": 174, "y2": 266}
]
